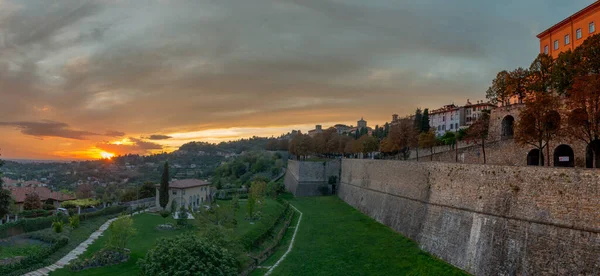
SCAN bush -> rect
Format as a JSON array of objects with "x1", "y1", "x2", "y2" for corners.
[
  {"x1": 42, "y1": 204, "x2": 55, "y2": 211},
  {"x1": 79, "y1": 205, "x2": 128, "y2": 221},
  {"x1": 137, "y1": 235, "x2": 237, "y2": 276},
  {"x1": 52, "y1": 218, "x2": 64, "y2": 233},
  {"x1": 107, "y1": 216, "x2": 135, "y2": 249},
  {"x1": 159, "y1": 210, "x2": 170, "y2": 219},
  {"x1": 69, "y1": 215, "x2": 80, "y2": 229},
  {"x1": 61, "y1": 199, "x2": 101, "y2": 209},
  {"x1": 69, "y1": 247, "x2": 129, "y2": 271},
  {"x1": 176, "y1": 205, "x2": 188, "y2": 226}
]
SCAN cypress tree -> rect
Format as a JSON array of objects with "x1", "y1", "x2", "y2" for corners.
[
  {"x1": 413, "y1": 108, "x2": 423, "y2": 131},
  {"x1": 159, "y1": 161, "x2": 170, "y2": 210},
  {"x1": 421, "y1": 108, "x2": 431, "y2": 133},
  {"x1": 384, "y1": 123, "x2": 390, "y2": 137}
]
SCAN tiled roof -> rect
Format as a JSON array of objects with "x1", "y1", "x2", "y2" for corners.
[{"x1": 7, "y1": 187, "x2": 75, "y2": 203}]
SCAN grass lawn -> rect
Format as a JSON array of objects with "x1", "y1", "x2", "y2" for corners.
[
  {"x1": 50, "y1": 213, "x2": 188, "y2": 276},
  {"x1": 0, "y1": 243, "x2": 45, "y2": 258},
  {"x1": 260, "y1": 195, "x2": 468, "y2": 276}
]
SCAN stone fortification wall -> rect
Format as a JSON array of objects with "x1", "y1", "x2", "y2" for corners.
[
  {"x1": 284, "y1": 159, "x2": 340, "y2": 196},
  {"x1": 338, "y1": 159, "x2": 600, "y2": 275}
]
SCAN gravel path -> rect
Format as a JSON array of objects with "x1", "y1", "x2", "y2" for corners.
[{"x1": 264, "y1": 204, "x2": 302, "y2": 276}]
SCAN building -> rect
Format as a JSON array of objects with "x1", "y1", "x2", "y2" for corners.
[
  {"x1": 307, "y1": 125, "x2": 323, "y2": 137},
  {"x1": 334, "y1": 124, "x2": 351, "y2": 134},
  {"x1": 357, "y1": 117, "x2": 367, "y2": 129},
  {"x1": 7, "y1": 187, "x2": 74, "y2": 212},
  {"x1": 155, "y1": 179, "x2": 211, "y2": 211},
  {"x1": 537, "y1": 1, "x2": 600, "y2": 58},
  {"x1": 429, "y1": 104, "x2": 463, "y2": 136},
  {"x1": 464, "y1": 99, "x2": 495, "y2": 126}
]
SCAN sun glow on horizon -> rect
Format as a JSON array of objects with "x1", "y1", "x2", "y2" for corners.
[{"x1": 100, "y1": 151, "x2": 115, "y2": 159}]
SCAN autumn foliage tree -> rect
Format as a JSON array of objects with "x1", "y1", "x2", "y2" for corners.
[
  {"x1": 514, "y1": 92, "x2": 561, "y2": 166},
  {"x1": 466, "y1": 111, "x2": 490, "y2": 164},
  {"x1": 23, "y1": 192, "x2": 42, "y2": 210},
  {"x1": 556, "y1": 34, "x2": 600, "y2": 167},
  {"x1": 418, "y1": 129, "x2": 437, "y2": 161},
  {"x1": 486, "y1": 70, "x2": 510, "y2": 106}
]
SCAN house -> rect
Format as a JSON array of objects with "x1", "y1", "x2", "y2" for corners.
[
  {"x1": 307, "y1": 125, "x2": 323, "y2": 137},
  {"x1": 155, "y1": 179, "x2": 211, "y2": 211},
  {"x1": 429, "y1": 104, "x2": 464, "y2": 136},
  {"x1": 7, "y1": 187, "x2": 75, "y2": 212}
]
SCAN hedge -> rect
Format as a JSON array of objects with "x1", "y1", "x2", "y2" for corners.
[
  {"x1": 238, "y1": 201, "x2": 290, "y2": 251},
  {"x1": 19, "y1": 209, "x2": 53, "y2": 219},
  {"x1": 0, "y1": 205, "x2": 127, "y2": 239},
  {"x1": 61, "y1": 199, "x2": 102, "y2": 209}
]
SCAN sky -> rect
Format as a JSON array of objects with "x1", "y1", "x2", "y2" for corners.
[{"x1": 0, "y1": 0, "x2": 594, "y2": 160}]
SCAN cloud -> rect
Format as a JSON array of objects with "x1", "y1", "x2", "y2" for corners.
[
  {"x1": 95, "y1": 137, "x2": 162, "y2": 155},
  {"x1": 0, "y1": 120, "x2": 99, "y2": 140},
  {"x1": 0, "y1": 0, "x2": 592, "y2": 160},
  {"x1": 146, "y1": 135, "x2": 172, "y2": 140},
  {"x1": 104, "y1": 130, "x2": 125, "y2": 137}
]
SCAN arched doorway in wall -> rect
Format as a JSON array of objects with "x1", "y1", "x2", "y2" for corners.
[
  {"x1": 586, "y1": 139, "x2": 600, "y2": 168},
  {"x1": 553, "y1": 145, "x2": 574, "y2": 167},
  {"x1": 527, "y1": 149, "x2": 544, "y2": 166},
  {"x1": 501, "y1": 115, "x2": 515, "y2": 138}
]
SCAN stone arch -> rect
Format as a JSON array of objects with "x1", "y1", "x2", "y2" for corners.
[
  {"x1": 586, "y1": 139, "x2": 600, "y2": 168},
  {"x1": 501, "y1": 115, "x2": 515, "y2": 138},
  {"x1": 527, "y1": 149, "x2": 544, "y2": 166},
  {"x1": 553, "y1": 145, "x2": 574, "y2": 167}
]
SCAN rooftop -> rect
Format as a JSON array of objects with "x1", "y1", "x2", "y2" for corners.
[
  {"x1": 537, "y1": 1, "x2": 600, "y2": 38},
  {"x1": 8, "y1": 186, "x2": 75, "y2": 203},
  {"x1": 158, "y1": 179, "x2": 210, "y2": 189}
]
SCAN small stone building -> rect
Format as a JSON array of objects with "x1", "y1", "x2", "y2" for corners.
[{"x1": 155, "y1": 179, "x2": 211, "y2": 210}]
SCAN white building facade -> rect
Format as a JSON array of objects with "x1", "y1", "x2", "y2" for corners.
[{"x1": 429, "y1": 104, "x2": 463, "y2": 136}]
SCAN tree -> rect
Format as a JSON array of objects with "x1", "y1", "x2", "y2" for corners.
[
  {"x1": 486, "y1": 70, "x2": 510, "y2": 106},
  {"x1": 506, "y1": 67, "x2": 529, "y2": 104},
  {"x1": 528, "y1": 53, "x2": 554, "y2": 94},
  {"x1": 413, "y1": 108, "x2": 423, "y2": 132},
  {"x1": 514, "y1": 92, "x2": 561, "y2": 166},
  {"x1": 249, "y1": 180, "x2": 267, "y2": 206},
  {"x1": 108, "y1": 215, "x2": 136, "y2": 249},
  {"x1": 421, "y1": 109, "x2": 431, "y2": 133},
  {"x1": 23, "y1": 192, "x2": 42, "y2": 210},
  {"x1": 359, "y1": 135, "x2": 379, "y2": 158},
  {"x1": 557, "y1": 35, "x2": 600, "y2": 167},
  {"x1": 138, "y1": 182, "x2": 156, "y2": 199},
  {"x1": 552, "y1": 49, "x2": 580, "y2": 95},
  {"x1": 196, "y1": 201, "x2": 235, "y2": 227},
  {"x1": 159, "y1": 162, "x2": 169, "y2": 210},
  {"x1": 76, "y1": 183, "x2": 94, "y2": 199},
  {"x1": 0, "y1": 159, "x2": 12, "y2": 218},
  {"x1": 138, "y1": 235, "x2": 237, "y2": 276},
  {"x1": 418, "y1": 130, "x2": 437, "y2": 161},
  {"x1": 439, "y1": 132, "x2": 458, "y2": 162},
  {"x1": 339, "y1": 135, "x2": 353, "y2": 157},
  {"x1": 466, "y1": 111, "x2": 491, "y2": 164}
]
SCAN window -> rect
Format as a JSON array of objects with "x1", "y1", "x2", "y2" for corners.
[
  {"x1": 438, "y1": 126, "x2": 441, "y2": 131},
  {"x1": 544, "y1": 45, "x2": 548, "y2": 54},
  {"x1": 182, "y1": 189, "x2": 186, "y2": 195},
  {"x1": 590, "y1": 22, "x2": 595, "y2": 34},
  {"x1": 172, "y1": 190, "x2": 177, "y2": 195},
  {"x1": 554, "y1": 40, "x2": 559, "y2": 50},
  {"x1": 442, "y1": 125, "x2": 446, "y2": 131},
  {"x1": 565, "y1": 34, "x2": 570, "y2": 45},
  {"x1": 577, "y1": 28, "x2": 582, "y2": 39},
  {"x1": 472, "y1": 107, "x2": 476, "y2": 111},
  {"x1": 450, "y1": 124, "x2": 453, "y2": 130},
  {"x1": 455, "y1": 123, "x2": 458, "y2": 129}
]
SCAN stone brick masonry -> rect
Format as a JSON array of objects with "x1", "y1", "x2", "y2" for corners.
[{"x1": 338, "y1": 159, "x2": 600, "y2": 275}]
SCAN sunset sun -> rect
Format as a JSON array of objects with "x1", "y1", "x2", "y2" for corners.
[{"x1": 100, "y1": 151, "x2": 114, "y2": 159}]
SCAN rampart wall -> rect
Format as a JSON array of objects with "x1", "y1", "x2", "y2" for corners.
[{"x1": 338, "y1": 159, "x2": 600, "y2": 275}]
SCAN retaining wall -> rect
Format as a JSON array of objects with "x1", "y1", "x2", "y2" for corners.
[{"x1": 338, "y1": 159, "x2": 600, "y2": 275}]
